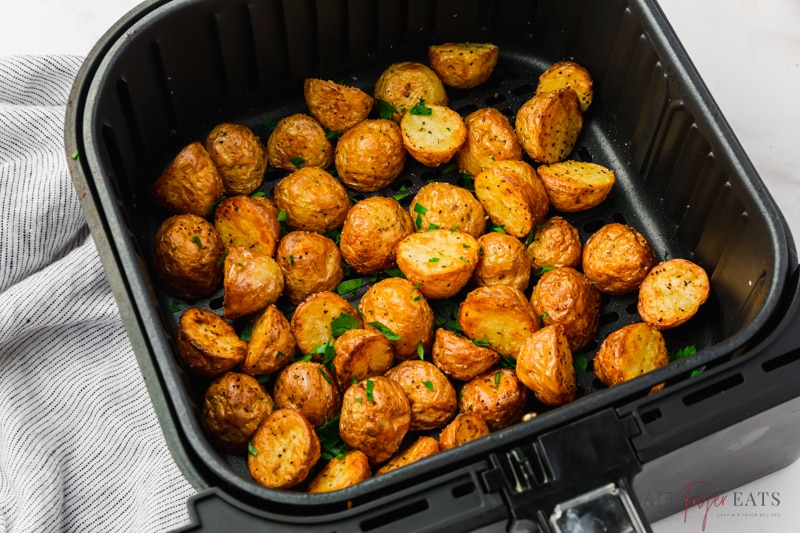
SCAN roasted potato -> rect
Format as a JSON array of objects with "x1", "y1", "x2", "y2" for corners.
[
  {"x1": 400, "y1": 103, "x2": 467, "y2": 167},
  {"x1": 530, "y1": 266, "x2": 601, "y2": 352},
  {"x1": 176, "y1": 307, "x2": 246, "y2": 378},
  {"x1": 374, "y1": 61, "x2": 448, "y2": 122},
  {"x1": 385, "y1": 359, "x2": 457, "y2": 431},
  {"x1": 248, "y1": 409, "x2": 321, "y2": 489},
  {"x1": 438, "y1": 413, "x2": 491, "y2": 451},
  {"x1": 334, "y1": 119, "x2": 406, "y2": 192},
  {"x1": 428, "y1": 42, "x2": 499, "y2": 89},
  {"x1": 276, "y1": 231, "x2": 344, "y2": 305},
  {"x1": 150, "y1": 141, "x2": 224, "y2": 217},
  {"x1": 594, "y1": 322, "x2": 669, "y2": 386},
  {"x1": 471, "y1": 231, "x2": 532, "y2": 291},
  {"x1": 205, "y1": 122, "x2": 268, "y2": 195},
  {"x1": 431, "y1": 328, "x2": 500, "y2": 382},
  {"x1": 291, "y1": 291, "x2": 362, "y2": 356},
  {"x1": 582, "y1": 222, "x2": 657, "y2": 295},
  {"x1": 339, "y1": 196, "x2": 415, "y2": 274},
  {"x1": 241, "y1": 304, "x2": 296, "y2": 375},
  {"x1": 526, "y1": 216, "x2": 582, "y2": 271},
  {"x1": 272, "y1": 167, "x2": 351, "y2": 233},
  {"x1": 306, "y1": 450, "x2": 372, "y2": 493},
  {"x1": 637, "y1": 258, "x2": 710, "y2": 330},
  {"x1": 535, "y1": 61, "x2": 593, "y2": 112},
  {"x1": 473, "y1": 160, "x2": 549, "y2": 238},
  {"x1": 516, "y1": 324, "x2": 576, "y2": 406},
  {"x1": 222, "y1": 245, "x2": 284, "y2": 320},
  {"x1": 273, "y1": 361, "x2": 341, "y2": 428},
  {"x1": 456, "y1": 107, "x2": 522, "y2": 176},
  {"x1": 303, "y1": 78, "x2": 373, "y2": 134},
  {"x1": 408, "y1": 181, "x2": 486, "y2": 238},
  {"x1": 458, "y1": 368, "x2": 528, "y2": 431},
  {"x1": 537, "y1": 160, "x2": 615, "y2": 212},
  {"x1": 395, "y1": 229, "x2": 480, "y2": 299},
  {"x1": 376, "y1": 436, "x2": 440, "y2": 475},
  {"x1": 358, "y1": 277, "x2": 435, "y2": 361},
  {"x1": 152, "y1": 214, "x2": 224, "y2": 300},
  {"x1": 339, "y1": 376, "x2": 411, "y2": 464},
  {"x1": 214, "y1": 194, "x2": 281, "y2": 257},
  {"x1": 202, "y1": 371, "x2": 274, "y2": 454},
  {"x1": 333, "y1": 328, "x2": 395, "y2": 390},
  {"x1": 267, "y1": 113, "x2": 334, "y2": 171},
  {"x1": 515, "y1": 88, "x2": 583, "y2": 164},
  {"x1": 457, "y1": 284, "x2": 538, "y2": 360}
]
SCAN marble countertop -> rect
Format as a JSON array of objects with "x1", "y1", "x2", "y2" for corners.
[{"x1": 2, "y1": 1, "x2": 798, "y2": 532}]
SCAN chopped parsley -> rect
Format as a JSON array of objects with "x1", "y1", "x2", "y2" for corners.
[
  {"x1": 276, "y1": 209, "x2": 288, "y2": 222},
  {"x1": 365, "y1": 379, "x2": 375, "y2": 402},
  {"x1": 499, "y1": 353, "x2": 516, "y2": 369},
  {"x1": 472, "y1": 335, "x2": 491, "y2": 348},
  {"x1": 248, "y1": 442, "x2": 258, "y2": 456},
  {"x1": 336, "y1": 277, "x2": 363, "y2": 296},
  {"x1": 366, "y1": 321, "x2": 401, "y2": 341},
  {"x1": 534, "y1": 266, "x2": 557, "y2": 275},
  {"x1": 494, "y1": 371, "x2": 501, "y2": 389},
  {"x1": 440, "y1": 162, "x2": 458, "y2": 175},
  {"x1": 413, "y1": 203, "x2": 429, "y2": 215},
  {"x1": 417, "y1": 340, "x2": 425, "y2": 360},
  {"x1": 239, "y1": 320, "x2": 254, "y2": 342},
  {"x1": 317, "y1": 415, "x2": 348, "y2": 460},
  {"x1": 491, "y1": 224, "x2": 507, "y2": 234},
  {"x1": 70, "y1": 150, "x2": 79, "y2": 160},
  {"x1": 319, "y1": 367, "x2": 332, "y2": 384},
  {"x1": 574, "y1": 354, "x2": 588, "y2": 373},
  {"x1": 669, "y1": 344, "x2": 697, "y2": 361},
  {"x1": 331, "y1": 312, "x2": 360, "y2": 337},
  {"x1": 377, "y1": 99, "x2": 398, "y2": 120},
  {"x1": 290, "y1": 156, "x2": 305, "y2": 169},
  {"x1": 409, "y1": 98, "x2": 433, "y2": 116},
  {"x1": 428, "y1": 257, "x2": 440, "y2": 263},
  {"x1": 422, "y1": 380, "x2": 434, "y2": 391},
  {"x1": 191, "y1": 236, "x2": 204, "y2": 249}
]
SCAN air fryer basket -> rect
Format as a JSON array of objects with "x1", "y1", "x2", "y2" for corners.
[{"x1": 65, "y1": 0, "x2": 800, "y2": 530}]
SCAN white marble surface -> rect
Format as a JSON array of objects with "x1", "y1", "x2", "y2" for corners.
[{"x1": 1, "y1": 1, "x2": 799, "y2": 532}]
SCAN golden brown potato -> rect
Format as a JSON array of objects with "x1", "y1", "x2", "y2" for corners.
[
  {"x1": 335, "y1": 119, "x2": 406, "y2": 192},
  {"x1": 400, "y1": 103, "x2": 467, "y2": 167},
  {"x1": 582, "y1": 223, "x2": 657, "y2": 295},
  {"x1": 594, "y1": 322, "x2": 669, "y2": 386},
  {"x1": 637, "y1": 258, "x2": 710, "y2": 330},
  {"x1": 374, "y1": 61, "x2": 448, "y2": 122},
  {"x1": 273, "y1": 361, "x2": 341, "y2": 428},
  {"x1": 272, "y1": 167, "x2": 351, "y2": 232},
  {"x1": 376, "y1": 436, "x2": 440, "y2": 475},
  {"x1": 152, "y1": 214, "x2": 224, "y2": 300},
  {"x1": 457, "y1": 285, "x2": 538, "y2": 360},
  {"x1": 241, "y1": 304, "x2": 296, "y2": 375},
  {"x1": 526, "y1": 216, "x2": 582, "y2": 271},
  {"x1": 205, "y1": 123, "x2": 268, "y2": 195},
  {"x1": 339, "y1": 376, "x2": 411, "y2": 464},
  {"x1": 431, "y1": 328, "x2": 500, "y2": 382},
  {"x1": 267, "y1": 113, "x2": 334, "y2": 171},
  {"x1": 202, "y1": 371, "x2": 274, "y2": 454},
  {"x1": 428, "y1": 42, "x2": 499, "y2": 89},
  {"x1": 275, "y1": 231, "x2": 344, "y2": 305},
  {"x1": 176, "y1": 307, "x2": 246, "y2": 378},
  {"x1": 535, "y1": 61, "x2": 593, "y2": 112},
  {"x1": 385, "y1": 359, "x2": 457, "y2": 431},
  {"x1": 214, "y1": 195, "x2": 281, "y2": 257},
  {"x1": 473, "y1": 160, "x2": 549, "y2": 238},
  {"x1": 339, "y1": 196, "x2": 415, "y2": 274},
  {"x1": 438, "y1": 413, "x2": 491, "y2": 451},
  {"x1": 537, "y1": 160, "x2": 615, "y2": 212},
  {"x1": 150, "y1": 141, "x2": 224, "y2": 217},
  {"x1": 303, "y1": 78, "x2": 374, "y2": 134},
  {"x1": 408, "y1": 181, "x2": 486, "y2": 238},
  {"x1": 291, "y1": 291, "x2": 362, "y2": 356},
  {"x1": 306, "y1": 450, "x2": 372, "y2": 493},
  {"x1": 222, "y1": 245, "x2": 284, "y2": 320},
  {"x1": 515, "y1": 88, "x2": 583, "y2": 164},
  {"x1": 530, "y1": 267, "x2": 601, "y2": 352},
  {"x1": 333, "y1": 328, "x2": 395, "y2": 390},
  {"x1": 358, "y1": 278, "x2": 435, "y2": 361},
  {"x1": 458, "y1": 368, "x2": 528, "y2": 431},
  {"x1": 471, "y1": 231, "x2": 531, "y2": 291},
  {"x1": 516, "y1": 324, "x2": 576, "y2": 406},
  {"x1": 456, "y1": 107, "x2": 522, "y2": 176},
  {"x1": 395, "y1": 229, "x2": 479, "y2": 299},
  {"x1": 248, "y1": 409, "x2": 321, "y2": 489}
]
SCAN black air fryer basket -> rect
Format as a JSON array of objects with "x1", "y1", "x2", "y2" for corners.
[{"x1": 65, "y1": 0, "x2": 800, "y2": 531}]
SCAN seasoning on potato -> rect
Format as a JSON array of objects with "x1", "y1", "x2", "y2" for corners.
[
  {"x1": 276, "y1": 231, "x2": 344, "y2": 305},
  {"x1": 214, "y1": 194, "x2": 281, "y2": 257},
  {"x1": 458, "y1": 368, "x2": 528, "y2": 431},
  {"x1": 594, "y1": 322, "x2": 669, "y2": 387},
  {"x1": 456, "y1": 107, "x2": 522, "y2": 176},
  {"x1": 241, "y1": 304, "x2": 296, "y2": 376},
  {"x1": 303, "y1": 78, "x2": 374, "y2": 134},
  {"x1": 526, "y1": 216, "x2": 582, "y2": 271},
  {"x1": 637, "y1": 258, "x2": 710, "y2": 330},
  {"x1": 333, "y1": 328, "x2": 395, "y2": 390},
  {"x1": 471, "y1": 231, "x2": 532, "y2": 291},
  {"x1": 374, "y1": 61, "x2": 448, "y2": 122},
  {"x1": 272, "y1": 167, "x2": 351, "y2": 233},
  {"x1": 582, "y1": 222, "x2": 657, "y2": 295},
  {"x1": 428, "y1": 42, "x2": 500, "y2": 89},
  {"x1": 535, "y1": 61, "x2": 594, "y2": 112},
  {"x1": 408, "y1": 181, "x2": 486, "y2": 237},
  {"x1": 516, "y1": 324, "x2": 576, "y2": 406},
  {"x1": 334, "y1": 119, "x2": 407, "y2": 192},
  {"x1": 291, "y1": 291, "x2": 362, "y2": 356},
  {"x1": 205, "y1": 122, "x2": 268, "y2": 195},
  {"x1": 537, "y1": 160, "x2": 615, "y2": 212},
  {"x1": 431, "y1": 328, "x2": 500, "y2": 382},
  {"x1": 400, "y1": 102, "x2": 467, "y2": 167},
  {"x1": 150, "y1": 141, "x2": 224, "y2": 217},
  {"x1": 267, "y1": 113, "x2": 334, "y2": 171},
  {"x1": 515, "y1": 87, "x2": 583, "y2": 163},
  {"x1": 248, "y1": 409, "x2": 321, "y2": 489},
  {"x1": 222, "y1": 245, "x2": 284, "y2": 320},
  {"x1": 376, "y1": 436, "x2": 440, "y2": 475},
  {"x1": 385, "y1": 359, "x2": 457, "y2": 431},
  {"x1": 176, "y1": 307, "x2": 246, "y2": 378},
  {"x1": 306, "y1": 449, "x2": 372, "y2": 493},
  {"x1": 273, "y1": 361, "x2": 341, "y2": 428}
]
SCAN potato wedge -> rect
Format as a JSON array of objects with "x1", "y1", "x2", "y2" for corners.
[
  {"x1": 214, "y1": 195, "x2": 281, "y2": 257},
  {"x1": 276, "y1": 231, "x2": 344, "y2": 305},
  {"x1": 273, "y1": 361, "x2": 341, "y2": 428},
  {"x1": 526, "y1": 216, "x2": 582, "y2": 271},
  {"x1": 303, "y1": 78, "x2": 373, "y2": 134},
  {"x1": 241, "y1": 304, "x2": 296, "y2": 376},
  {"x1": 471, "y1": 231, "x2": 532, "y2": 291},
  {"x1": 431, "y1": 328, "x2": 500, "y2": 382},
  {"x1": 438, "y1": 413, "x2": 490, "y2": 451},
  {"x1": 150, "y1": 141, "x2": 224, "y2": 217},
  {"x1": 400, "y1": 103, "x2": 467, "y2": 167},
  {"x1": 537, "y1": 160, "x2": 615, "y2": 212},
  {"x1": 395, "y1": 229, "x2": 479, "y2": 299},
  {"x1": 428, "y1": 42, "x2": 499, "y2": 89},
  {"x1": 474, "y1": 160, "x2": 549, "y2": 238},
  {"x1": 333, "y1": 328, "x2": 395, "y2": 390},
  {"x1": 176, "y1": 307, "x2": 246, "y2": 378},
  {"x1": 385, "y1": 360, "x2": 457, "y2": 431},
  {"x1": 291, "y1": 291, "x2": 362, "y2": 356},
  {"x1": 376, "y1": 436, "x2": 440, "y2": 475},
  {"x1": 637, "y1": 258, "x2": 710, "y2": 330},
  {"x1": 374, "y1": 61, "x2": 448, "y2": 122},
  {"x1": 267, "y1": 113, "x2": 334, "y2": 171},
  {"x1": 515, "y1": 88, "x2": 583, "y2": 163},
  {"x1": 516, "y1": 324, "x2": 576, "y2": 406},
  {"x1": 222, "y1": 245, "x2": 284, "y2": 320},
  {"x1": 307, "y1": 450, "x2": 372, "y2": 493},
  {"x1": 535, "y1": 61, "x2": 593, "y2": 112},
  {"x1": 582, "y1": 222, "x2": 657, "y2": 295},
  {"x1": 248, "y1": 409, "x2": 321, "y2": 489},
  {"x1": 408, "y1": 181, "x2": 486, "y2": 238},
  {"x1": 594, "y1": 322, "x2": 669, "y2": 386},
  {"x1": 456, "y1": 107, "x2": 522, "y2": 176},
  {"x1": 335, "y1": 119, "x2": 406, "y2": 192},
  {"x1": 458, "y1": 368, "x2": 528, "y2": 431},
  {"x1": 205, "y1": 122, "x2": 267, "y2": 195},
  {"x1": 203, "y1": 371, "x2": 274, "y2": 454},
  {"x1": 273, "y1": 167, "x2": 351, "y2": 233}
]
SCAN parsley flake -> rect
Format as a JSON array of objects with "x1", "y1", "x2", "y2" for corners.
[
  {"x1": 377, "y1": 99, "x2": 398, "y2": 120},
  {"x1": 336, "y1": 277, "x2": 363, "y2": 296},
  {"x1": 248, "y1": 442, "x2": 258, "y2": 456},
  {"x1": 422, "y1": 380, "x2": 434, "y2": 391},
  {"x1": 290, "y1": 156, "x2": 305, "y2": 169},
  {"x1": 409, "y1": 98, "x2": 433, "y2": 116},
  {"x1": 366, "y1": 321, "x2": 401, "y2": 341},
  {"x1": 365, "y1": 379, "x2": 375, "y2": 402},
  {"x1": 331, "y1": 312, "x2": 360, "y2": 337},
  {"x1": 191, "y1": 236, "x2": 204, "y2": 249}
]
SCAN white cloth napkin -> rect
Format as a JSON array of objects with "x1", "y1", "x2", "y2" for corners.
[{"x1": 0, "y1": 55, "x2": 195, "y2": 532}]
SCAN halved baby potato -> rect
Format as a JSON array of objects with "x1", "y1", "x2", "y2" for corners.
[
  {"x1": 214, "y1": 195, "x2": 281, "y2": 257},
  {"x1": 458, "y1": 368, "x2": 528, "y2": 431},
  {"x1": 408, "y1": 181, "x2": 486, "y2": 238},
  {"x1": 535, "y1": 61, "x2": 594, "y2": 112},
  {"x1": 431, "y1": 328, "x2": 500, "y2": 382},
  {"x1": 273, "y1": 361, "x2": 341, "y2": 428},
  {"x1": 471, "y1": 231, "x2": 532, "y2": 292},
  {"x1": 428, "y1": 42, "x2": 500, "y2": 89},
  {"x1": 400, "y1": 103, "x2": 467, "y2": 167},
  {"x1": 248, "y1": 409, "x2": 321, "y2": 489},
  {"x1": 438, "y1": 412, "x2": 491, "y2": 451},
  {"x1": 291, "y1": 291, "x2": 362, "y2": 356},
  {"x1": 333, "y1": 328, "x2": 396, "y2": 389},
  {"x1": 385, "y1": 359, "x2": 457, "y2": 431},
  {"x1": 275, "y1": 231, "x2": 344, "y2": 305},
  {"x1": 516, "y1": 324, "x2": 576, "y2": 406},
  {"x1": 176, "y1": 307, "x2": 246, "y2": 378},
  {"x1": 303, "y1": 78, "x2": 374, "y2": 134},
  {"x1": 222, "y1": 245, "x2": 284, "y2": 320},
  {"x1": 306, "y1": 450, "x2": 372, "y2": 493},
  {"x1": 537, "y1": 160, "x2": 615, "y2": 212},
  {"x1": 374, "y1": 61, "x2": 448, "y2": 122},
  {"x1": 376, "y1": 436, "x2": 440, "y2": 475},
  {"x1": 515, "y1": 88, "x2": 583, "y2": 164},
  {"x1": 594, "y1": 322, "x2": 669, "y2": 387},
  {"x1": 456, "y1": 107, "x2": 522, "y2": 177},
  {"x1": 637, "y1": 258, "x2": 710, "y2": 330},
  {"x1": 241, "y1": 304, "x2": 296, "y2": 376}
]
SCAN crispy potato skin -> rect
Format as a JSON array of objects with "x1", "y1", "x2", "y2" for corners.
[
  {"x1": 276, "y1": 231, "x2": 344, "y2": 305},
  {"x1": 273, "y1": 167, "x2": 351, "y2": 232},
  {"x1": 594, "y1": 322, "x2": 669, "y2": 386},
  {"x1": 303, "y1": 78, "x2": 374, "y2": 134},
  {"x1": 374, "y1": 61, "x2": 448, "y2": 122},
  {"x1": 431, "y1": 328, "x2": 500, "y2": 382},
  {"x1": 458, "y1": 368, "x2": 527, "y2": 431},
  {"x1": 637, "y1": 258, "x2": 710, "y2": 330},
  {"x1": 472, "y1": 231, "x2": 532, "y2": 291},
  {"x1": 267, "y1": 113, "x2": 334, "y2": 171},
  {"x1": 273, "y1": 361, "x2": 341, "y2": 428},
  {"x1": 438, "y1": 413, "x2": 490, "y2": 451},
  {"x1": 176, "y1": 307, "x2": 246, "y2": 378},
  {"x1": 333, "y1": 328, "x2": 395, "y2": 389},
  {"x1": 152, "y1": 214, "x2": 224, "y2": 300},
  {"x1": 474, "y1": 160, "x2": 549, "y2": 238},
  {"x1": 339, "y1": 196, "x2": 415, "y2": 274},
  {"x1": 205, "y1": 123, "x2": 267, "y2": 195},
  {"x1": 376, "y1": 436, "x2": 440, "y2": 475},
  {"x1": 527, "y1": 216, "x2": 582, "y2": 271},
  {"x1": 291, "y1": 291, "x2": 362, "y2": 356},
  {"x1": 515, "y1": 88, "x2": 583, "y2": 164},
  {"x1": 242, "y1": 304, "x2": 296, "y2": 375},
  {"x1": 428, "y1": 42, "x2": 499, "y2": 89},
  {"x1": 203, "y1": 372, "x2": 274, "y2": 454},
  {"x1": 222, "y1": 245, "x2": 284, "y2": 320},
  {"x1": 582, "y1": 223, "x2": 657, "y2": 295},
  {"x1": 150, "y1": 141, "x2": 224, "y2": 217},
  {"x1": 214, "y1": 195, "x2": 281, "y2": 257},
  {"x1": 530, "y1": 267, "x2": 601, "y2": 352},
  {"x1": 537, "y1": 160, "x2": 615, "y2": 212},
  {"x1": 457, "y1": 107, "x2": 522, "y2": 176},
  {"x1": 535, "y1": 61, "x2": 594, "y2": 112},
  {"x1": 400, "y1": 104, "x2": 467, "y2": 167},
  {"x1": 307, "y1": 450, "x2": 372, "y2": 493},
  {"x1": 248, "y1": 409, "x2": 321, "y2": 489},
  {"x1": 385, "y1": 360, "x2": 457, "y2": 431},
  {"x1": 339, "y1": 376, "x2": 411, "y2": 464},
  {"x1": 516, "y1": 324, "x2": 576, "y2": 406},
  {"x1": 335, "y1": 119, "x2": 406, "y2": 192},
  {"x1": 408, "y1": 182, "x2": 486, "y2": 238}
]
